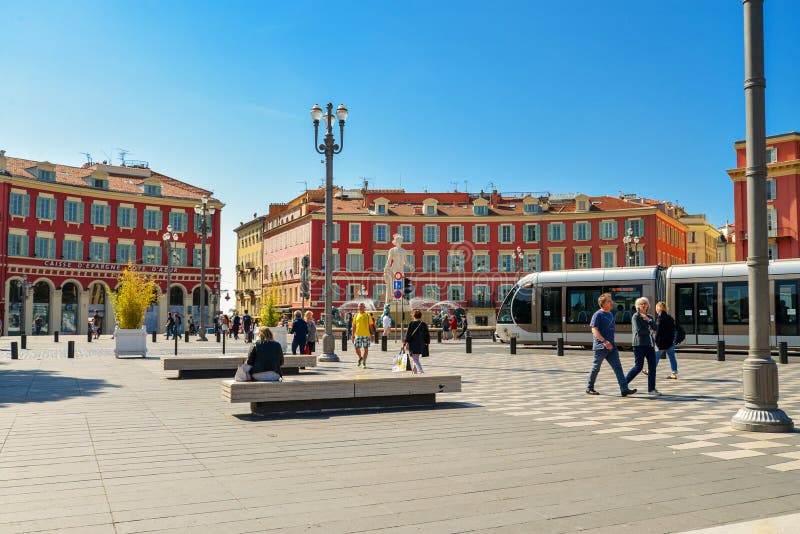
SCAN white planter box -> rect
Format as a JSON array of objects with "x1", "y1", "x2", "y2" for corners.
[{"x1": 114, "y1": 328, "x2": 148, "y2": 358}]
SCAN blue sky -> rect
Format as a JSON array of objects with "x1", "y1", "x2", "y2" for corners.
[{"x1": 2, "y1": 0, "x2": 799, "y2": 293}]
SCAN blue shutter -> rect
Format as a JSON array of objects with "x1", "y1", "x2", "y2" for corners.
[
  {"x1": 23, "y1": 195, "x2": 30, "y2": 217},
  {"x1": 49, "y1": 199, "x2": 56, "y2": 220},
  {"x1": 104, "y1": 206, "x2": 110, "y2": 226},
  {"x1": 625, "y1": 220, "x2": 631, "y2": 236},
  {"x1": 587, "y1": 252, "x2": 593, "y2": 268},
  {"x1": 78, "y1": 202, "x2": 84, "y2": 223}
]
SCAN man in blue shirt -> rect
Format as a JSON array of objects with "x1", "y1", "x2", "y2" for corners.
[{"x1": 586, "y1": 293, "x2": 637, "y2": 397}]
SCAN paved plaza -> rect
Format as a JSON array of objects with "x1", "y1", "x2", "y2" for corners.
[{"x1": 1, "y1": 335, "x2": 799, "y2": 533}]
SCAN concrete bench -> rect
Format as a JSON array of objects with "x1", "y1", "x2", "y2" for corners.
[
  {"x1": 221, "y1": 372, "x2": 461, "y2": 415},
  {"x1": 162, "y1": 355, "x2": 317, "y2": 378}
]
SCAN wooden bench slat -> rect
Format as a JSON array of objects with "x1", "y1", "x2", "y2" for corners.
[{"x1": 163, "y1": 355, "x2": 317, "y2": 371}]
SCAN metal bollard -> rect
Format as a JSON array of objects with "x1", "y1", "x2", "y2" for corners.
[
  {"x1": 185, "y1": 331, "x2": 190, "y2": 343},
  {"x1": 491, "y1": 330, "x2": 496, "y2": 342},
  {"x1": 222, "y1": 332, "x2": 226, "y2": 354},
  {"x1": 68, "y1": 340, "x2": 75, "y2": 358},
  {"x1": 87, "y1": 330, "x2": 92, "y2": 343},
  {"x1": 152, "y1": 331, "x2": 157, "y2": 343},
  {"x1": 11, "y1": 342, "x2": 18, "y2": 359},
  {"x1": 510, "y1": 336, "x2": 517, "y2": 355},
  {"x1": 216, "y1": 331, "x2": 221, "y2": 343},
  {"x1": 174, "y1": 334, "x2": 178, "y2": 355},
  {"x1": 381, "y1": 335, "x2": 387, "y2": 352},
  {"x1": 437, "y1": 330, "x2": 442, "y2": 343},
  {"x1": 342, "y1": 331, "x2": 347, "y2": 352},
  {"x1": 21, "y1": 334, "x2": 27, "y2": 350},
  {"x1": 54, "y1": 331, "x2": 59, "y2": 343},
  {"x1": 779, "y1": 341, "x2": 788, "y2": 364},
  {"x1": 557, "y1": 337, "x2": 564, "y2": 357},
  {"x1": 466, "y1": 331, "x2": 472, "y2": 354},
  {"x1": 716, "y1": 340, "x2": 725, "y2": 361}
]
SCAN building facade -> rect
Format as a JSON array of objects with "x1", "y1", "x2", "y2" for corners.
[
  {"x1": 680, "y1": 213, "x2": 723, "y2": 264},
  {"x1": 727, "y1": 131, "x2": 800, "y2": 261},
  {"x1": 234, "y1": 214, "x2": 266, "y2": 316},
  {"x1": 0, "y1": 151, "x2": 222, "y2": 335},
  {"x1": 263, "y1": 188, "x2": 687, "y2": 325}
]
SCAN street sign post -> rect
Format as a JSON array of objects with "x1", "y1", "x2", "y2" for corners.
[
  {"x1": 393, "y1": 289, "x2": 402, "y2": 299},
  {"x1": 394, "y1": 271, "x2": 402, "y2": 280},
  {"x1": 392, "y1": 280, "x2": 402, "y2": 291}
]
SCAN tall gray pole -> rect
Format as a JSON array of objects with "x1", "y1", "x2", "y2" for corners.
[
  {"x1": 731, "y1": 0, "x2": 793, "y2": 432},
  {"x1": 198, "y1": 209, "x2": 208, "y2": 341}
]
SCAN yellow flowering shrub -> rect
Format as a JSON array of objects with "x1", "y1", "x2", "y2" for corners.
[{"x1": 110, "y1": 263, "x2": 159, "y2": 329}]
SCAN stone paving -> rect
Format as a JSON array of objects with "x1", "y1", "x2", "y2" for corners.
[{"x1": 1, "y1": 336, "x2": 799, "y2": 533}]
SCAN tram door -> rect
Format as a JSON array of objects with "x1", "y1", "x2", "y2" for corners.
[
  {"x1": 675, "y1": 282, "x2": 718, "y2": 345},
  {"x1": 774, "y1": 280, "x2": 800, "y2": 347},
  {"x1": 540, "y1": 287, "x2": 562, "y2": 342}
]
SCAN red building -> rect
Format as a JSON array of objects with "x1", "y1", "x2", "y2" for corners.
[
  {"x1": 264, "y1": 187, "x2": 686, "y2": 325},
  {"x1": 0, "y1": 151, "x2": 222, "y2": 335},
  {"x1": 727, "y1": 131, "x2": 800, "y2": 261}
]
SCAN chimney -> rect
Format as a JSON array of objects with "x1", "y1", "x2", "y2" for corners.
[{"x1": 0, "y1": 150, "x2": 6, "y2": 173}]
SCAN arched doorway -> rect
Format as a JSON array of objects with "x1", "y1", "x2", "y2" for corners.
[
  {"x1": 192, "y1": 286, "x2": 209, "y2": 334},
  {"x1": 61, "y1": 283, "x2": 79, "y2": 333},
  {"x1": 8, "y1": 279, "x2": 24, "y2": 335},
  {"x1": 32, "y1": 281, "x2": 51, "y2": 335},
  {"x1": 88, "y1": 283, "x2": 107, "y2": 334},
  {"x1": 144, "y1": 286, "x2": 160, "y2": 333}
]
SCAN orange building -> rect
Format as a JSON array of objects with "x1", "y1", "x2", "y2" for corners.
[{"x1": 727, "y1": 131, "x2": 800, "y2": 261}]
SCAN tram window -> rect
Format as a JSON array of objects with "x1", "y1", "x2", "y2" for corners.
[
  {"x1": 606, "y1": 285, "x2": 642, "y2": 324},
  {"x1": 723, "y1": 282, "x2": 749, "y2": 325},
  {"x1": 497, "y1": 285, "x2": 517, "y2": 324},
  {"x1": 776, "y1": 281, "x2": 798, "y2": 336},
  {"x1": 512, "y1": 285, "x2": 533, "y2": 325},
  {"x1": 566, "y1": 287, "x2": 601, "y2": 324}
]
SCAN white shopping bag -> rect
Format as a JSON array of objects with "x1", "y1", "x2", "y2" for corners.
[{"x1": 392, "y1": 353, "x2": 408, "y2": 373}]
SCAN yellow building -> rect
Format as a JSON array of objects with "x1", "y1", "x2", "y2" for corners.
[
  {"x1": 679, "y1": 214, "x2": 722, "y2": 264},
  {"x1": 717, "y1": 223, "x2": 737, "y2": 262},
  {"x1": 234, "y1": 214, "x2": 265, "y2": 316}
]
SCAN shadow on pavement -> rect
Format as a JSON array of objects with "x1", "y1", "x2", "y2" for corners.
[
  {"x1": 0, "y1": 367, "x2": 120, "y2": 406},
  {"x1": 231, "y1": 401, "x2": 477, "y2": 421}
]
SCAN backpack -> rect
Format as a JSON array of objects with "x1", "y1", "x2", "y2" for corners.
[{"x1": 675, "y1": 324, "x2": 686, "y2": 345}]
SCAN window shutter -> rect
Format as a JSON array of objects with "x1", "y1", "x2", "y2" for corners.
[
  {"x1": 612, "y1": 221, "x2": 618, "y2": 239},
  {"x1": 435, "y1": 226, "x2": 440, "y2": 243},
  {"x1": 637, "y1": 219, "x2": 644, "y2": 237},
  {"x1": 535, "y1": 253, "x2": 541, "y2": 272},
  {"x1": 131, "y1": 209, "x2": 137, "y2": 228},
  {"x1": 77, "y1": 202, "x2": 84, "y2": 223},
  {"x1": 625, "y1": 220, "x2": 631, "y2": 236},
  {"x1": 574, "y1": 252, "x2": 579, "y2": 269},
  {"x1": 49, "y1": 199, "x2": 56, "y2": 220},
  {"x1": 498, "y1": 225, "x2": 503, "y2": 242},
  {"x1": 104, "y1": 206, "x2": 110, "y2": 226},
  {"x1": 572, "y1": 223, "x2": 579, "y2": 241},
  {"x1": 587, "y1": 252, "x2": 592, "y2": 268},
  {"x1": 510, "y1": 225, "x2": 515, "y2": 242},
  {"x1": 23, "y1": 195, "x2": 30, "y2": 217},
  {"x1": 373, "y1": 224, "x2": 379, "y2": 242},
  {"x1": 117, "y1": 208, "x2": 124, "y2": 227}
]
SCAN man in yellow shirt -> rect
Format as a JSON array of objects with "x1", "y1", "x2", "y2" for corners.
[{"x1": 351, "y1": 302, "x2": 374, "y2": 368}]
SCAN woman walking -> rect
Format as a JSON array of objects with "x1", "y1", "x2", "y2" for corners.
[
  {"x1": 654, "y1": 301, "x2": 679, "y2": 379},
  {"x1": 625, "y1": 297, "x2": 659, "y2": 396},
  {"x1": 403, "y1": 309, "x2": 430, "y2": 374},
  {"x1": 304, "y1": 310, "x2": 318, "y2": 353}
]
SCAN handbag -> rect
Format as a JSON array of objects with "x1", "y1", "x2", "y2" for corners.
[
  {"x1": 392, "y1": 352, "x2": 408, "y2": 373},
  {"x1": 304, "y1": 344, "x2": 311, "y2": 355},
  {"x1": 234, "y1": 363, "x2": 252, "y2": 382}
]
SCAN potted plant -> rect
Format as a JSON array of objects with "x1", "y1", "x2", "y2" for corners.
[
  {"x1": 259, "y1": 289, "x2": 287, "y2": 351},
  {"x1": 109, "y1": 263, "x2": 158, "y2": 358}
]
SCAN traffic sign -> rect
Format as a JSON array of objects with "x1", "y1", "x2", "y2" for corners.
[
  {"x1": 394, "y1": 271, "x2": 402, "y2": 280},
  {"x1": 393, "y1": 280, "x2": 402, "y2": 290},
  {"x1": 393, "y1": 290, "x2": 402, "y2": 299}
]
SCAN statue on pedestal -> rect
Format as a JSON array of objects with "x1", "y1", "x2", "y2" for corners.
[{"x1": 384, "y1": 233, "x2": 410, "y2": 306}]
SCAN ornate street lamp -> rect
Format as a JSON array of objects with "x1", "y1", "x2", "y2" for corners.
[
  {"x1": 19, "y1": 274, "x2": 33, "y2": 336},
  {"x1": 194, "y1": 196, "x2": 216, "y2": 340},
  {"x1": 311, "y1": 102, "x2": 348, "y2": 362},
  {"x1": 514, "y1": 246, "x2": 524, "y2": 280},
  {"x1": 623, "y1": 228, "x2": 640, "y2": 266},
  {"x1": 162, "y1": 225, "x2": 180, "y2": 326}
]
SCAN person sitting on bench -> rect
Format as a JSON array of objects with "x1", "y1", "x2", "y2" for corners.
[{"x1": 247, "y1": 326, "x2": 284, "y2": 382}]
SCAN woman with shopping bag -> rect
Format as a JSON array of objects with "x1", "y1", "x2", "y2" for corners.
[{"x1": 402, "y1": 309, "x2": 430, "y2": 374}]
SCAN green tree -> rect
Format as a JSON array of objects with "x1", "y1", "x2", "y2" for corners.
[
  {"x1": 109, "y1": 263, "x2": 158, "y2": 329},
  {"x1": 259, "y1": 287, "x2": 281, "y2": 327}
]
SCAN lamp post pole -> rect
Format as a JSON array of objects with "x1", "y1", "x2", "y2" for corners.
[
  {"x1": 731, "y1": 0, "x2": 793, "y2": 432},
  {"x1": 515, "y1": 246, "x2": 524, "y2": 280},
  {"x1": 162, "y1": 225, "x2": 179, "y2": 332},
  {"x1": 194, "y1": 196, "x2": 216, "y2": 341},
  {"x1": 623, "y1": 228, "x2": 640, "y2": 267},
  {"x1": 311, "y1": 102, "x2": 348, "y2": 362},
  {"x1": 20, "y1": 274, "x2": 30, "y2": 336}
]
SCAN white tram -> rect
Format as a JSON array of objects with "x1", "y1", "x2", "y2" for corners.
[{"x1": 495, "y1": 259, "x2": 800, "y2": 349}]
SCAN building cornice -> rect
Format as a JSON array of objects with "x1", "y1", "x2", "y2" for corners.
[
  {"x1": 733, "y1": 132, "x2": 800, "y2": 148},
  {"x1": 727, "y1": 159, "x2": 800, "y2": 181}
]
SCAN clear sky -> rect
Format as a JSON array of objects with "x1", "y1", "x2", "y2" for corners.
[{"x1": 2, "y1": 0, "x2": 799, "y2": 295}]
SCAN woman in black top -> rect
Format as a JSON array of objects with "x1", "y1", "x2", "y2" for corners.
[
  {"x1": 654, "y1": 301, "x2": 679, "y2": 379},
  {"x1": 403, "y1": 309, "x2": 430, "y2": 374},
  {"x1": 247, "y1": 327, "x2": 284, "y2": 381}
]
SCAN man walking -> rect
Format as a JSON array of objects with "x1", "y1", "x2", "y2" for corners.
[
  {"x1": 586, "y1": 293, "x2": 637, "y2": 397},
  {"x1": 351, "y1": 302, "x2": 372, "y2": 368},
  {"x1": 165, "y1": 312, "x2": 175, "y2": 340},
  {"x1": 242, "y1": 309, "x2": 253, "y2": 343}
]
